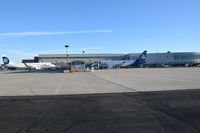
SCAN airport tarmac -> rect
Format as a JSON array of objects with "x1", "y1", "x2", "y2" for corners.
[
  {"x1": 0, "y1": 68, "x2": 200, "y2": 96},
  {"x1": 0, "y1": 89, "x2": 200, "y2": 133},
  {"x1": 0, "y1": 68, "x2": 200, "y2": 132}
]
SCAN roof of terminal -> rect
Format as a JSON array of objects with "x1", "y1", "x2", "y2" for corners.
[
  {"x1": 38, "y1": 52, "x2": 200, "y2": 58},
  {"x1": 38, "y1": 54, "x2": 125, "y2": 58}
]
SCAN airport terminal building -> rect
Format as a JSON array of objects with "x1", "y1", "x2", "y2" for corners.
[
  {"x1": 145, "y1": 52, "x2": 200, "y2": 67},
  {"x1": 38, "y1": 54, "x2": 124, "y2": 63},
  {"x1": 35, "y1": 52, "x2": 200, "y2": 67}
]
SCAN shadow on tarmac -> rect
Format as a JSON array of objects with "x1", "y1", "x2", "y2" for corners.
[{"x1": 0, "y1": 89, "x2": 200, "y2": 133}]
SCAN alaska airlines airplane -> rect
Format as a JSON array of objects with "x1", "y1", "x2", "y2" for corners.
[
  {"x1": 99, "y1": 51, "x2": 147, "y2": 69},
  {"x1": 2, "y1": 56, "x2": 57, "y2": 70}
]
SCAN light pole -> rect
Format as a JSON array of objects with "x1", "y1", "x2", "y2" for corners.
[{"x1": 65, "y1": 44, "x2": 69, "y2": 69}]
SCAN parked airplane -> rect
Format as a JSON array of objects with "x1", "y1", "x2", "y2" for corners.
[
  {"x1": 99, "y1": 51, "x2": 147, "y2": 69},
  {"x1": 2, "y1": 56, "x2": 58, "y2": 70}
]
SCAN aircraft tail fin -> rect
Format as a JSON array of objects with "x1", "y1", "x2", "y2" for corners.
[
  {"x1": 2, "y1": 56, "x2": 10, "y2": 65},
  {"x1": 134, "y1": 51, "x2": 147, "y2": 65},
  {"x1": 139, "y1": 50, "x2": 147, "y2": 63}
]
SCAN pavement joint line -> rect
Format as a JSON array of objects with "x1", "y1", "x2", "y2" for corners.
[
  {"x1": 88, "y1": 73, "x2": 137, "y2": 92},
  {"x1": 79, "y1": 76, "x2": 92, "y2": 92},
  {"x1": 27, "y1": 79, "x2": 40, "y2": 96},
  {"x1": 55, "y1": 75, "x2": 66, "y2": 94}
]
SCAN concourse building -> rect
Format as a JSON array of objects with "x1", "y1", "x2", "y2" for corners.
[
  {"x1": 28, "y1": 52, "x2": 200, "y2": 67},
  {"x1": 37, "y1": 53, "x2": 124, "y2": 66},
  {"x1": 145, "y1": 52, "x2": 200, "y2": 67}
]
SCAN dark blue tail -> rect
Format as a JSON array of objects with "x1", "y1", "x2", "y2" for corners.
[
  {"x1": 134, "y1": 51, "x2": 147, "y2": 65},
  {"x1": 2, "y1": 56, "x2": 10, "y2": 65}
]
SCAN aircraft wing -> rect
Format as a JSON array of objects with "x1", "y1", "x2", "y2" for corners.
[
  {"x1": 120, "y1": 62, "x2": 133, "y2": 68},
  {"x1": 23, "y1": 63, "x2": 35, "y2": 70}
]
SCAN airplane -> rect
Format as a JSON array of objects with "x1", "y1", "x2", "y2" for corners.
[
  {"x1": 2, "y1": 55, "x2": 58, "y2": 71},
  {"x1": 99, "y1": 51, "x2": 147, "y2": 69}
]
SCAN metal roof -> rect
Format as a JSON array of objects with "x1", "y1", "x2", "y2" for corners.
[
  {"x1": 38, "y1": 54, "x2": 124, "y2": 58},
  {"x1": 38, "y1": 52, "x2": 200, "y2": 58}
]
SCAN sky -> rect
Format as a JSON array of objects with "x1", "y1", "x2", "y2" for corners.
[{"x1": 0, "y1": 0, "x2": 200, "y2": 62}]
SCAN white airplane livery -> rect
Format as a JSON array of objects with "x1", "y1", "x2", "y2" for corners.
[
  {"x1": 99, "y1": 51, "x2": 147, "y2": 68},
  {"x1": 2, "y1": 56, "x2": 57, "y2": 70}
]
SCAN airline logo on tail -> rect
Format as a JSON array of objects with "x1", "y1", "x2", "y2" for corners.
[
  {"x1": 139, "y1": 51, "x2": 147, "y2": 63},
  {"x1": 2, "y1": 56, "x2": 10, "y2": 65},
  {"x1": 134, "y1": 51, "x2": 147, "y2": 65}
]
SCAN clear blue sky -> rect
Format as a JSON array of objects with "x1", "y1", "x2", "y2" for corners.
[{"x1": 0, "y1": 0, "x2": 200, "y2": 62}]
